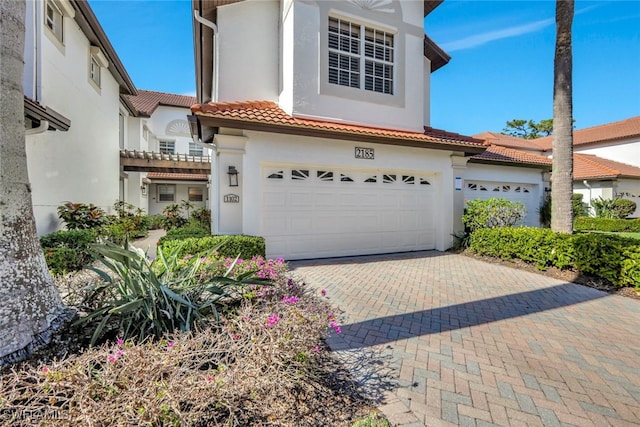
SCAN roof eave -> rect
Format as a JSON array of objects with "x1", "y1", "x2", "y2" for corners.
[
  {"x1": 194, "y1": 113, "x2": 485, "y2": 155},
  {"x1": 468, "y1": 158, "x2": 552, "y2": 171},
  {"x1": 423, "y1": 34, "x2": 450, "y2": 72}
]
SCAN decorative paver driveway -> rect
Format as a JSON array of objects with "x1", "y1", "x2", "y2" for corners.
[{"x1": 290, "y1": 252, "x2": 640, "y2": 427}]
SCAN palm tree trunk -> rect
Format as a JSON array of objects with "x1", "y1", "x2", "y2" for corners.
[
  {"x1": 551, "y1": 0, "x2": 574, "y2": 233},
  {"x1": 0, "y1": 0, "x2": 66, "y2": 363}
]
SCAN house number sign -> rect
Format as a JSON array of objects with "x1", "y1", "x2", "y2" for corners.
[
  {"x1": 224, "y1": 194, "x2": 240, "y2": 203},
  {"x1": 355, "y1": 147, "x2": 374, "y2": 159}
]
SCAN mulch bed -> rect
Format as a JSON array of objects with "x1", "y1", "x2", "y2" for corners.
[{"x1": 462, "y1": 251, "x2": 640, "y2": 300}]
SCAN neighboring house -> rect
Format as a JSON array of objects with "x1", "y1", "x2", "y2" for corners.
[
  {"x1": 188, "y1": 0, "x2": 552, "y2": 260},
  {"x1": 23, "y1": 0, "x2": 137, "y2": 235},
  {"x1": 122, "y1": 90, "x2": 210, "y2": 216},
  {"x1": 23, "y1": 1, "x2": 211, "y2": 235},
  {"x1": 466, "y1": 145, "x2": 551, "y2": 227},
  {"x1": 475, "y1": 116, "x2": 640, "y2": 218}
]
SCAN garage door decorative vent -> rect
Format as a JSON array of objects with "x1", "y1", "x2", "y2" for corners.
[
  {"x1": 267, "y1": 171, "x2": 284, "y2": 179},
  {"x1": 292, "y1": 170, "x2": 309, "y2": 180},
  {"x1": 402, "y1": 175, "x2": 415, "y2": 184},
  {"x1": 365, "y1": 176, "x2": 377, "y2": 183},
  {"x1": 317, "y1": 171, "x2": 334, "y2": 181},
  {"x1": 420, "y1": 178, "x2": 431, "y2": 185},
  {"x1": 383, "y1": 174, "x2": 396, "y2": 183},
  {"x1": 340, "y1": 174, "x2": 354, "y2": 182}
]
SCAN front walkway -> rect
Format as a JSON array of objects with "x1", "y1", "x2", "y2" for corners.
[{"x1": 291, "y1": 252, "x2": 640, "y2": 427}]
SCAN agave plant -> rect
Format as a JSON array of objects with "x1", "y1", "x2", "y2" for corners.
[{"x1": 75, "y1": 241, "x2": 271, "y2": 345}]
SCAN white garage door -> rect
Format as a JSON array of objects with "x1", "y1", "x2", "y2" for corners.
[
  {"x1": 464, "y1": 180, "x2": 539, "y2": 226},
  {"x1": 261, "y1": 166, "x2": 437, "y2": 260}
]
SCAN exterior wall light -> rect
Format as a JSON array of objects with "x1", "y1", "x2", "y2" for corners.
[{"x1": 227, "y1": 165, "x2": 239, "y2": 187}]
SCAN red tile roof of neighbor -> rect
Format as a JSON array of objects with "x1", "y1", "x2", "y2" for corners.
[
  {"x1": 125, "y1": 90, "x2": 197, "y2": 117},
  {"x1": 473, "y1": 131, "x2": 546, "y2": 151},
  {"x1": 534, "y1": 116, "x2": 640, "y2": 150},
  {"x1": 470, "y1": 145, "x2": 552, "y2": 168},
  {"x1": 146, "y1": 173, "x2": 208, "y2": 181},
  {"x1": 574, "y1": 154, "x2": 640, "y2": 180},
  {"x1": 191, "y1": 101, "x2": 486, "y2": 152}
]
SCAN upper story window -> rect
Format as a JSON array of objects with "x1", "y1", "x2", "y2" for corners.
[
  {"x1": 89, "y1": 56, "x2": 101, "y2": 86},
  {"x1": 45, "y1": 0, "x2": 64, "y2": 43},
  {"x1": 88, "y1": 46, "x2": 108, "y2": 90},
  {"x1": 189, "y1": 142, "x2": 203, "y2": 157},
  {"x1": 159, "y1": 140, "x2": 175, "y2": 154},
  {"x1": 328, "y1": 17, "x2": 394, "y2": 95}
]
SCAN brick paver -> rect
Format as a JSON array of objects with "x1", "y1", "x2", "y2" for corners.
[{"x1": 290, "y1": 252, "x2": 640, "y2": 427}]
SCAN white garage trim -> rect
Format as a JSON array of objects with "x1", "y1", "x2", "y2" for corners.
[{"x1": 261, "y1": 164, "x2": 438, "y2": 260}]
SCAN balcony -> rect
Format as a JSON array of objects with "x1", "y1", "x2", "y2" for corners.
[{"x1": 120, "y1": 149, "x2": 211, "y2": 174}]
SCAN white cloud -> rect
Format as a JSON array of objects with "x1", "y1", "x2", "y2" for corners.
[{"x1": 440, "y1": 17, "x2": 554, "y2": 52}]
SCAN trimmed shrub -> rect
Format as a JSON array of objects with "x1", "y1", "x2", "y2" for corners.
[
  {"x1": 574, "y1": 217, "x2": 640, "y2": 233},
  {"x1": 573, "y1": 193, "x2": 590, "y2": 218},
  {"x1": 190, "y1": 207, "x2": 211, "y2": 229},
  {"x1": 40, "y1": 229, "x2": 97, "y2": 275},
  {"x1": 469, "y1": 227, "x2": 640, "y2": 287},
  {"x1": 620, "y1": 246, "x2": 640, "y2": 288},
  {"x1": 462, "y1": 198, "x2": 526, "y2": 232},
  {"x1": 157, "y1": 224, "x2": 211, "y2": 245},
  {"x1": 572, "y1": 233, "x2": 637, "y2": 285},
  {"x1": 159, "y1": 235, "x2": 266, "y2": 260},
  {"x1": 539, "y1": 193, "x2": 589, "y2": 228},
  {"x1": 469, "y1": 227, "x2": 574, "y2": 270}
]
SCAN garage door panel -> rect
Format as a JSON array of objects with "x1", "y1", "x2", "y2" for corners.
[
  {"x1": 263, "y1": 191, "x2": 286, "y2": 208},
  {"x1": 262, "y1": 166, "x2": 437, "y2": 260}
]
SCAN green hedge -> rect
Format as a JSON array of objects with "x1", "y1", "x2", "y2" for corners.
[
  {"x1": 574, "y1": 217, "x2": 640, "y2": 233},
  {"x1": 159, "y1": 235, "x2": 266, "y2": 260},
  {"x1": 157, "y1": 224, "x2": 211, "y2": 246},
  {"x1": 469, "y1": 227, "x2": 639, "y2": 287},
  {"x1": 40, "y1": 229, "x2": 97, "y2": 275}
]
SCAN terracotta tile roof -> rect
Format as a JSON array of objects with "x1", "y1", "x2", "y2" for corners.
[
  {"x1": 535, "y1": 116, "x2": 640, "y2": 150},
  {"x1": 470, "y1": 145, "x2": 552, "y2": 168},
  {"x1": 473, "y1": 131, "x2": 546, "y2": 151},
  {"x1": 574, "y1": 153, "x2": 640, "y2": 180},
  {"x1": 125, "y1": 90, "x2": 197, "y2": 117},
  {"x1": 191, "y1": 101, "x2": 486, "y2": 153},
  {"x1": 146, "y1": 173, "x2": 208, "y2": 181}
]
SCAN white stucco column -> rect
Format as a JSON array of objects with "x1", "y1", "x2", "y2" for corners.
[
  {"x1": 451, "y1": 155, "x2": 470, "y2": 237},
  {"x1": 213, "y1": 134, "x2": 247, "y2": 235}
]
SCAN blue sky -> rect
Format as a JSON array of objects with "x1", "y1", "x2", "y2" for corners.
[{"x1": 89, "y1": 0, "x2": 640, "y2": 137}]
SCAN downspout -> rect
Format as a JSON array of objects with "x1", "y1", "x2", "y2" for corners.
[
  {"x1": 26, "y1": 120, "x2": 49, "y2": 135},
  {"x1": 35, "y1": 0, "x2": 43, "y2": 102},
  {"x1": 193, "y1": 10, "x2": 218, "y2": 102},
  {"x1": 193, "y1": 10, "x2": 220, "y2": 235}
]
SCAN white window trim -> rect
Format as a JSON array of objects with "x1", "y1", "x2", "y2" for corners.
[
  {"x1": 328, "y1": 17, "x2": 395, "y2": 95},
  {"x1": 319, "y1": 11, "x2": 404, "y2": 107}
]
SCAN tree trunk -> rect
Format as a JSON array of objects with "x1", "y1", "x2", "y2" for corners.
[
  {"x1": 551, "y1": 0, "x2": 574, "y2": 233},
  {"x1": 0, "y1": 0, "x2": 66, "y2": 363}
]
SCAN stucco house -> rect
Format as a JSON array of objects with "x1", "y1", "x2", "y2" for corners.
[
  {"x1": 23, "y1": 0, "x2": 138, "y2": 235},
  {"x1": 187, "y1": 0, "x2": 552, "y2": 260},
  {"x1": 122, "y1": 90, "x2": 211, "y2": 216},
  {"x1": 475, "y1": 116, "x2": 640, "y2": 218}
]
